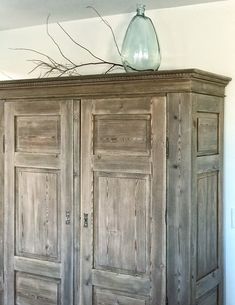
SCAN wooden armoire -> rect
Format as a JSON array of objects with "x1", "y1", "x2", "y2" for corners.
[{"x1": 0, "y1": 69, "x2": 230, "y2": 305}]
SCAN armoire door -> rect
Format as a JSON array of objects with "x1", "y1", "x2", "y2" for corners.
[
  {"x1": 80, "y1": 97, "x2": 166, "y2": 305},
  {"x1": 4, "y1": 100, "x2": 73, "y2": 305}
]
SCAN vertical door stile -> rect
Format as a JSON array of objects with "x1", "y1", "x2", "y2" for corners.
[
  {"x1": 4, "y1": 102, "x2": 15, "y2": 305},
  {"x1": 73, "y1": 99, "x2": 81, "y2": 305},
  {"x1": 80, "y1": 99, "x2": 93, "y2": 305},
  {"x1": 60, "y1": 100, "x2": 74, "y2": 305},
  {"x1": 151, "y1": 96, "x2": 167, "y2": 305}
]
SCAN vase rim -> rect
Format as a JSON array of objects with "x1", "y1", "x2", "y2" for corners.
[{"x1": 136, "y1": 4, "x2": 146, "y2": 16}]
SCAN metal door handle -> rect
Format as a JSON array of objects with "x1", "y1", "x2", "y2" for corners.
[{"x1": 84, "y1": 213, "x2": 88, "y2": 228}]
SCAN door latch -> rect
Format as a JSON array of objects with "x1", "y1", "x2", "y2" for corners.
[
  {"x1": 65, "y1": 210, "x2": 71, "y2": 225},
  {"x1": 84, "y1": 213, "x2": 89, "y2": 228}
]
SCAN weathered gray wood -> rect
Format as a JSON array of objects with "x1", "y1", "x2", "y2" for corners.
[
  {"x1": 218, "y1": 98, "x2": 224, "y2": 305},
  {"x1": 15, "y1": 152, "x2": 60, "y2": 169},
  {"x1": 60, "y1": 100, "x2": 73, "y2": 305},
  {"x1": 197, "y1": 113, "x2": 218, "y2": 156},
  {"x1": 14, "y1": 257, "x2": 61, "y2": 278},
  {"x1": 94, "y1": 172, "x2": 148, "y2": 274},
  {"x1": 197, "y1": 155, "x2": 220, "y2": 173},
  {"x1": 94, "y1": 289, "x2": 148, "y2": 305},
  {"x1": 197, "y1": 288, "x2": 218, "y2": 305},
  {"x1": 92, "y1": 270, "x2": 150, "y2": 295},
  {"x1": 0, "y1": 69, "x2": 230, "y2": 101},
  {"x1": 167, "y1": 93, "x2": 192, "y2": 305},
  {"x1": 191, "y1": 93, "x2": 224, "y2": 305},
  {"x1": 81, "y1": 96, "x2": 166, "y2": 305},
  {"x1": 0, "y1": 70, "x2": 229, "y2": 305},
  {"x1": 16, "y1": 115, "x2": 61, "y2": 153},
  {"x1": 197, "y1": 172, "x2": 218, "y2": 280},
  {"x1": 80, "y1": 99, "x2": 93, "y2": 305},
  {"x1": 196, "y1": 269, "x2": 221, "y2": 299},
  {"x1": 13, "y1": 100, "x2": 60, "y2": 115},
  {"x1": 195, "y1": 94, "x2": 222, "y2": 113},
  {"x1": 16, "y1": 272, "x2": 59, "y2": 305},
  {"x1": 150, "y1": 96, "x2": 166, "y2": 305},
  {"x1": 4, "y1": 102, "x2": 15, "y2": 305},
  {"x1": 73, "y1": 99, "x2": 81, "y2": 305},
  {"x1": 93, "y1": 97, "x2": 152, "y2": 114},
  {"x1": 93, "y1": 155, "x2": 151, "y2": 174},
  {"x1": 15, "y1": 168, "x2": 59, "y2": 260},
  {"x1": 0, "y1": 100, "x2": 4, "y2": 301},
  {"x1": 94, "y1": 114, "x2": 151, "y2": 156},
  {"x1": 4, "y1": 100, "x2": 73, "y2": 305}
]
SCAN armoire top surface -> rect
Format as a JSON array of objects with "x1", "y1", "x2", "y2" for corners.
[{"x1": 0, "y1": 69, "x2": 231, "y2": 99}]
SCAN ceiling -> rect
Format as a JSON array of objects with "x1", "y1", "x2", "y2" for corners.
[{"x1": 0, "y1": 0, "x2": 225, "y2": 31}]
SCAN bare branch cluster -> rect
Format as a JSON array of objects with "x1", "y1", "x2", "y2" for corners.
[{"x1": 12, "y1": 7, "x2": 126, "y2": 77}]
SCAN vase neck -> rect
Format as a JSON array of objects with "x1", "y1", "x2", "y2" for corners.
[{"x1": 136, "y1": 4, "x2": 145, "y2": 16}]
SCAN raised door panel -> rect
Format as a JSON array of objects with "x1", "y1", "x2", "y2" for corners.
[
  {"x1": 16, "y1": 169, "x2": 60, "y2": 260},
  {"x1": 197, "y1": 172, "x2": 218, "y2": 280},
  {"x1": 80, "y1": 97, "x2": 166, "y2": 305},
  {"x1": 94, "y1": 173, "x2": 149, "y2": 275},
  {"x1": 4, "y1": 100, "x2": 73, "y2": 305}
]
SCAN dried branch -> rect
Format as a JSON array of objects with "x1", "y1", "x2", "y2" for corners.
[
  {"x1": 11, "y1": 7, "x2": 127, "y2": 77},
  {"x1": 87, "y1": 6, "x2": 121, "y2": 56}
]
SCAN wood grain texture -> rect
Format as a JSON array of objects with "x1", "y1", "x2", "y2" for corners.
[
  {"x1": 196, "y1": 269, "x2": 221, "y2": 300},
  {"x1": 150, "y1": 96, "x2": 166, "y2": 305},
  {"x1": 80, "y1": 99, "x2": 93, "y2": 305},
  {"x1": 197, "y1": 113, "x2": 218, "y2": 156},
  {"x1": 94, "y1": 289, "x2": 149, "y2": 305},
  {"x1": 16, "y1": 169, "x2": 60, "y2": 261},
  {"x1": 167, "y1": 93, "x2": 192, "y2": 305},
  {"x1": 16, "y1": 115, "x2": 61, "y2": 153},
  {"x1": 0, "y1": 70, "x2": 229, "y2": 305},
  {"x1": 14, "y1": 256, "x2": 61, "y2": 278},
  {"x1": 73, "y1": 99, "x2": 81, "y2": 305},
  {"x1": 15, "y1": 272, "x2": 60, "y2": 305},
  {"x1": 81, "y1": 96, "x2": 166, "y2": 305},
  {"x1": 94, "y1": 114, "x2": 151, "y2": 155},
  {"x1": 94, "y1": 173, "x2": 148, "y2": 274},
  {"x1": 191, "y1": 93, "x2": 224, "y2": 305},
  {"x1": 0, "y1": 100, "x2": 4, "y2": 300},
  {"x1": 197, "y1": 288, "x2": 218, "y2": 305},
  {"x1": 197, "y1": 172, "x2": 218, "y2": 280},
  {"x1": 0, "y1": 69, "x2": 230, "y2": 101},
  {"x1": 60, "y1": 100, "x2": 74, "y2": 305},
  {"x1": 4, "y1": 102, "x2": 15, "y2": 305},
  {"x1": 4, "y1": 99, "x2": 73, "y2": 305}
]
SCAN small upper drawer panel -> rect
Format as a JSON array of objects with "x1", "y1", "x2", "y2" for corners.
[
  {"x1": 197, "y1": 113, "x2": 218, "y2": 156},
  {"x1": 16, "y1": 115, "x2": 61, "y2": 154},
  {"x1": 94, "y1": 114, "x2": 151, "y2": 156}
]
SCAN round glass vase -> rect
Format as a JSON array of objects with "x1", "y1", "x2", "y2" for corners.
[{"x1": 121, "y1": 4, "x2": 161, "y2": 72}]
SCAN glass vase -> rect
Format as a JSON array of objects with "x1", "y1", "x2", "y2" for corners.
[{"x1": 121, "y1": 4, "x2": 161, "y2": 72}]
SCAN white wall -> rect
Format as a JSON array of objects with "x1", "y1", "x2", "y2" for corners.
[{"x1": 0, "y1": 1, "x2": 235, "y2": 304}]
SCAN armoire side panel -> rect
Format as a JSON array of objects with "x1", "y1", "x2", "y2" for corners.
[
  {"x1": 192, "y1": 94, "x2": 224, "y2": 305},
  {"x1": 0, "y1": 101, "x2": 4, "y2": 304}
]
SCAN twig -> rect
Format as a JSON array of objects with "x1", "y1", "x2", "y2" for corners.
[
  {"x1": 87, "y1": 6, "x2": 121, "y2": 56},
  {"x1": 46, "y1": 15, "x2": 76, "y2": 66}
]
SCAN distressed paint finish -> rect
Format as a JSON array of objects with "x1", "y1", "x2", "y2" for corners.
[
  {"x1": 0, "y1": 70, "x2": 230, "y2": 305},
  {"x1": 80, "y1": 97, "x2": 166, "y2": 305},
  {"x1": 192, "y1": 94, "x2": 224, "y2": 305},
  {"x1": 4, "y1": 99, "x2": 73, "y2": 305}
]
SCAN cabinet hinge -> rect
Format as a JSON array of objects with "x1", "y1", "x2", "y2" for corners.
[
  {"x1": 2, "y1": 135, "x2": 5, "y2": 154},
  {"x1": 166, "y1": 137, "x2": 169, "y2": 159}
]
